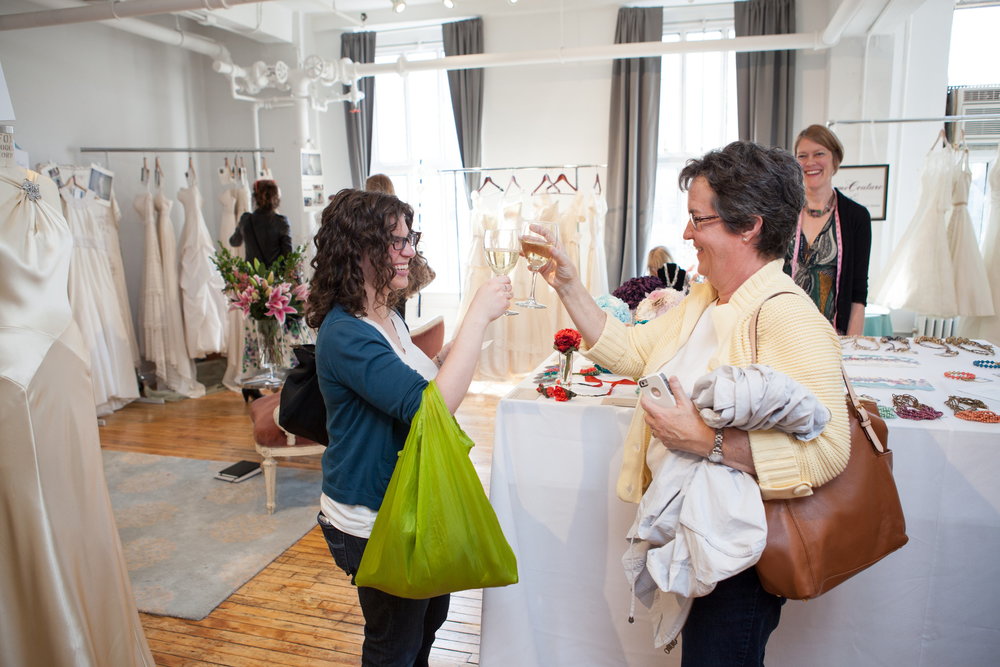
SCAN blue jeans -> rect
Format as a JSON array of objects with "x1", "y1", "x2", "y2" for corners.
[
  {"x1": 680, "y1": 566, "x2": 785, "y2": 667},
  {"x1": 318, "y1": 514, "x2": 450, "y2": 667}
]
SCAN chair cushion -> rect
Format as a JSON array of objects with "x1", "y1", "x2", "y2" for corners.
[{"x1": 249, "y1": 391, "x2": 317, "y2": 448}]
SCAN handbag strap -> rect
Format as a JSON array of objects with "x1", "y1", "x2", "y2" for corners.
[{"x1": 749, "y1": 292, "x2": 886, "y2": 454}]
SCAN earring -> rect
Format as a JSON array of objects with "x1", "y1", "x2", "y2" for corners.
[{"x1": 742, "y1": 236, "x2": 749, "y2": 242}]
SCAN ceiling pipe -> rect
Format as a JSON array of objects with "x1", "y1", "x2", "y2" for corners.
[
  {"x1": 352, "y1": 32, "x2": 827, "y2": 79},
  {"x1": 0, "y1": 0, "x2": 279, "y2": 31},
  {"x1": 822, "y1": 0, "x2": 868, "y2": 46},
  {"x1": 7, "y1": 0, "x2": 231, "y2": 60}
]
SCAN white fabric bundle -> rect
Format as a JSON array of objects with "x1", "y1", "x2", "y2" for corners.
[{"x1": 691, "y1": 363, "x2": 830, "y2": 441}]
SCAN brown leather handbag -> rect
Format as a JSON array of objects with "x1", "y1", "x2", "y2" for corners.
[{"x1": 749, "y1": 293, "x2": 908, "y2": 600}]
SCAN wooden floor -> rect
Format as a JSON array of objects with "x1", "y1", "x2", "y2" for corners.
[{"x1": 99, "y1": 387, "x2": 506, "y2": 666}]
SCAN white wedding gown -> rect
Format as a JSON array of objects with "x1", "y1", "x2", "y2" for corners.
[
  {"x1": 875, "y1": 143, "x2": 959, "y2": 316},
  {"x1": 959, "y1": 147, "x2": 1000, "y2": 342},
  {"x1": 177, "y1": 178, "x2": 228, "y2": 357},
  {"x1": 0, "y1": 167, "x2": 154, "y2": 667},
  {"x1": 61, "y1": 185, "x2": 139, "y2": 415},
  {"x1": 946, "y1": 148, "x2": 994, "y2": 317}
]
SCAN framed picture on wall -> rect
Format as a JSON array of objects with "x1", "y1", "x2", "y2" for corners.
[
  {"x1": 301, "y1": 151, "x2": 322, "y2": 176},
  {"x1": 832, "y1": 164, "x2": 889, "y2": 221}
]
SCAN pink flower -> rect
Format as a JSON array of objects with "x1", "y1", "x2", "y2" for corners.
[
  {"x1": 291, "y1": 283, "x2": 310, "y2": 302},
  {"x1": 265, "y1": 283, "x2": 297, "y2": 325}
]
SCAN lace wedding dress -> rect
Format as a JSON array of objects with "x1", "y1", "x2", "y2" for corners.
[
  {"x1": 959, "y1": 147, "x2": 1000, "y2": 341},
  {"x1": 0, "y1": 168, "x2": 154, "y2": 667},
  {"x1": 946, "y1": 148, "x2": 994, "y2": 317}
]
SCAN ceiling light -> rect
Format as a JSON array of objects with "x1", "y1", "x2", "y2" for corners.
[
  {"x1": 392, "y1": 0, "x2": 406, "y2": 13},
  {"x1": 443, "y1": 0, "x2": 455, "y2": 8}
]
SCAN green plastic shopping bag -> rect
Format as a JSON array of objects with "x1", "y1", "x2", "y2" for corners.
[{"x1": 354, "y1": 381, "x2": 518, "y2": 599}]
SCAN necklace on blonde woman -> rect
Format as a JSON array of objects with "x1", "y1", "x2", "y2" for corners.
[{"x1": 805, "y1": 192, "x2": 836, "y2": 218}]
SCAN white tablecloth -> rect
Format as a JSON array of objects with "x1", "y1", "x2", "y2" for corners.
[{"x1": 481, "y1": 346, "x2": 1000, "y2": 666}]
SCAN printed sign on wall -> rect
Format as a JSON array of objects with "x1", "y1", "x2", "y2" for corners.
[{"x1": 833, "y1": 164, "x2": 889, "y2": 220}]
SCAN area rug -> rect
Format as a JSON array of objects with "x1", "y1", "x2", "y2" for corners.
[{"x1": 102, "y1": 450, "x2": 322, "y2": 620}]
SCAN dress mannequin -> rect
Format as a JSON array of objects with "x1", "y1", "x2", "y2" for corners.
[{"x1": 0, "y1": 126, "x2": 154, "y2": 666}]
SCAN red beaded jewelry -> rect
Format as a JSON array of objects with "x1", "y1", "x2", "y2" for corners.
[
  {"x1": 954, "y1": 410, "x2": 1000, "y2": 423},
  {"x1": 944, "y1": 371, "x2": 977, "y2": 381}
]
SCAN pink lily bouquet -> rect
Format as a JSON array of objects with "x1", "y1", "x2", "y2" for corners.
[{"x1": 212, "y1": 245, "x2": 309, "y2": 326}]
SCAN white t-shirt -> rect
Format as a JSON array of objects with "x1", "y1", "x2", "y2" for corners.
[
  {"x1": 319, "y1": 312, "x2": 439, "y2": 538},
  {"x1": 646, "y1": 302, "x2": 719, "y2": 475}
]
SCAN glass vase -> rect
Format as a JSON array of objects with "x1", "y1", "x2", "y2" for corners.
[
  {"x1": 254, "y1": 317, "x2": 286, "y2": 381},
  {"x1": 558, "y1": 350, "x2": 574, "y2": 385}
]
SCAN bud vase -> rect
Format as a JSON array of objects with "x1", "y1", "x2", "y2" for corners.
[
  {"x1": 558, "y1": 350, "x2": 574, "y2": 385},
  {"x1": 254, "y1": 317, "x2": 286, "y2": 381}
]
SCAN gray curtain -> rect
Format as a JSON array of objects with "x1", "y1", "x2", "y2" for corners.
[
  {"x1": 605, "y1": 6, "x2": 663, "y2": 289},
  {"x1": 442, "y1": 18, "x2": 484, "y2": 206},
  {"x1": 341, "y1": 31, "x2": 376, "y2": 189},
  {"x1": 735, "y1": 0, "x2": 795, "y2": 149}
]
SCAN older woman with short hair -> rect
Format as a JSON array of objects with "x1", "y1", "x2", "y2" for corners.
[{"x1": 537, "y1": 141, "x2": 850, "y2": 665}]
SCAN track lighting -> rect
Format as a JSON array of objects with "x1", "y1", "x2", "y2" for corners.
[{"x1": 391, "y1": 0, "x2": 406, "y2": 13}]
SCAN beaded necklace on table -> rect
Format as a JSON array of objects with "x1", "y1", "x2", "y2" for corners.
[
  {"x1": 944, "y1": 395, "x2": 1000, "y2": 423},
  {"x1": 892, "y1": 393, "x2": 943, "y2": 420}
]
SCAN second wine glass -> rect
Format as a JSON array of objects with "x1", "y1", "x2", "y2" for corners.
[
  {"x1": 516, "y1": 221, "x2": 558, "y2": 310},
  {"x1": 483, "y1": 228, "x2": 520, "y2": 316}
]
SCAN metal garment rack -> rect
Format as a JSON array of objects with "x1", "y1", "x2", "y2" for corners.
[
  {"x1": 439, "y1": 163, "x2": 607, "y2": 301},
  {"x1": 827, "y1": 113, "x2": 1000, "y2": 126},
  {"x1": 79, "y1": 147, "x2": 276, "y2": 181}
]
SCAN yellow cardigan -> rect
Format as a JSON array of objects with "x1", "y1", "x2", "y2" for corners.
[{"x1": 584, "y1": 260, "x2": 850, "y2": 503}]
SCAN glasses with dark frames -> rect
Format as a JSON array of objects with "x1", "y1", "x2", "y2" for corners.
[
  {"x1": 391, "y1": 231, "x2": 421, "y2": 251},
  {"x1": 688, "y1": 213, "x2": 722, "y2": 231}
]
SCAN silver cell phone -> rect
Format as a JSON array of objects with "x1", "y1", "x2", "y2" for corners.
[{"x1": 638, "y1": 372, "x2": 675, "y2": 407}]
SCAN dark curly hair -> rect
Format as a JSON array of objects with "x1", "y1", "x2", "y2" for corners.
[
  {"x1": 678, "y1": 141, "x2": 804, "y2": 260},
  {"x1": 306, "y1": 188, "x2": 414, "y2": 327}
]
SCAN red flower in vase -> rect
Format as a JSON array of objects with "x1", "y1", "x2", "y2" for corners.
[{"x1": 554, "y1": 328, "x2": 582, "y2": 353}]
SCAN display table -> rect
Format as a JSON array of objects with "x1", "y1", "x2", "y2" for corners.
[{"x1": 481, "y1": 344, "x2": 1000, "y2": 666}]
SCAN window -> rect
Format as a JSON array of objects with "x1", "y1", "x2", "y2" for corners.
[
  {"x1": 649, "y1": 19, "x2": 739, "y2": 276},
  {"x1": 948, "y1": 5, "x2": 1000, "y2": 243},
  {"x1": 370, "y1": 28, "x2": 463, "y2": 296}
]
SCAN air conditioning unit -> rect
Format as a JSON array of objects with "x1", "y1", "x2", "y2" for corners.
[{"x1": 953, "y1": 85, "x2": 1000, "y2": 152}]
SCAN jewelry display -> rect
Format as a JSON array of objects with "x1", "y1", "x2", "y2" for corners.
[
  {"x1": 892, "y1": 393, "x2": 943, "y2": 420},
  {"x1": 943, "y1": 370, "x2": 989, "y2": 382},
  {"x1": 944, "y1": 395, "x2": 1000, "y2": 423},
  {"x1": 880, "y1": 336, "x2": 913, "y2": 353},
  {"x1": 914, "y1": 336, "x2": 959, "y2": 357},
  {"x1": 840, "y1": 335, "x2": 881, "y2": 351},
  {"x1": 841, "y1": 354, "x2": 919, "y2": 366},
  {"x1": 851, "y1": 376, "x2": 935, "y2": 391},
  {"x1": 973, "y1": 360, "x2": 1000, "y2": 369},
  {"x1": 945, "y1": 336, "x2": 996, "y2": 356}
]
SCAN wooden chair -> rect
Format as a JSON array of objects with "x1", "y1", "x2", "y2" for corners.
[
  {"x1": 247, "y1": 315, "x2": 445, "y2": 514},
  {"x1": 249, "y1": 392, "x2": 325, "y2": 514}
]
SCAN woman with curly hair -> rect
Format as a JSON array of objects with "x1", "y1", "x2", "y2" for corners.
[{"x1": 307, "y1": 188, "x2": 511, "y2": 666}]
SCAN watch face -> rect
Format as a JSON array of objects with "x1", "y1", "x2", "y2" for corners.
[{"x1": 709, "y1": 451, "x2": 723, "y2": 464}]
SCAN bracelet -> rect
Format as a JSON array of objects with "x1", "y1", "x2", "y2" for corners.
[
  {"x1": 973, "y1": 360, "x2": 1000, "y2": 369},
  {"x1": 954, "y1": 410, "x2": 1000, "y2": 423},
  {"x1": 840, "y1": 335, "x2": 880, "y2": 351},
  {"x1": 944, "y1": 371, "x2": 978, "y2": 381},
  {"x1": 877, "y1": 405, "x2": 898, "y2": 420},
  {"x1": 708, "y1": 428, "x2": 724, "y2": 463},
  {"x1": 880, "y1": 336, "x2": 913, "y2": 353},
  {"x1": 914, "y1": 336, "x2": 959, "y2": 357},
  {"x1": 944, "y1": 395, "x2": 989, "y2": 412},
  {"x1": 892, "y1": 393, "x2": 943, "y2": 420},
  {"x1": 945, "y1": 336, "x2": 996, "y2": 356}
]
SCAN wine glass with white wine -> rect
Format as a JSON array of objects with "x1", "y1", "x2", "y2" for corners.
[
  {"x1": 516, "y1": 221, "x2": 558, "y2": 309},
  {"x1": 483, "y1": 228, "x2": 520, "y2": 316}
]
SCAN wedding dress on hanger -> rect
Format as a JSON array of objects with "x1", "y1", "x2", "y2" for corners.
[
  {"x1": 959, "y1": 147, "x2": 1000, "y2": 341},
  {"x1": 178, "y1": 171, "x2": 228, "y2": 358},
  {"x1": 946, "y1": 148, "x2": 994, "y2": 317},
  {"x1": 61, "y1": 174, "x2": 139, "y2": 415},
  {"x1": 222, "y1": 162, "x2": 253, "y2": 391},
  {"x1": 0, "y1": 167, "x2": 154, "y2": 667},
  {"x1": 875, "y1": 139, "x2": 959, "y2": 316},
  {"x1": 583, "y1": 181, "x2": 610, "y2": 296},
  {"x1": 152, "y1": 177, "x2": 203, "y2": 397}
]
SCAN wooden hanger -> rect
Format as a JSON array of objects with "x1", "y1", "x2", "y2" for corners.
[
  {"x1": 140, "y1": 157, "x2": 150, "y2": 185},
  {"x1": 532, "y1": 173, "x2": 554, "y2": 195},
  {"x1": 593, "y1": 173, "x2": 602, "y2": 195},
  {"x1": 154, "y1": 157, "x2": 163, "y2": 188},
  {"x1": 505, "y1": 174, "x2": 521, "y2": 192},
  {"x1": 478, "y1": 175, "x2": 503, "y2": 193},
  {"x1": 550, "y1": 172, "x2": 577, "y2": 193},
  {"x1": 186, "y1": 156, "x2": 196, "y2": 182}
]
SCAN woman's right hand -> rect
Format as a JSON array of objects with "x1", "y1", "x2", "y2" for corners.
[
  {"x1": 528, "y1": 223, "x2": 579, "y2": 292},
  {"x1": 468, "y1": 275, "x2": 513, "y2": 324}
]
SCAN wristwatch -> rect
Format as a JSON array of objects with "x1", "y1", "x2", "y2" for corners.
[{"x1": 708, "y1": 428, "x2": 724, "y2": 464}]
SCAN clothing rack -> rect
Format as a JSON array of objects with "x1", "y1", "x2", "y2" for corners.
[
  {"x1": 827, "y1": 114, "x2": 1000, "y2": 126},
  {"x1": 79, "y1": 147, "x2": 275, "y2": 182}
]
